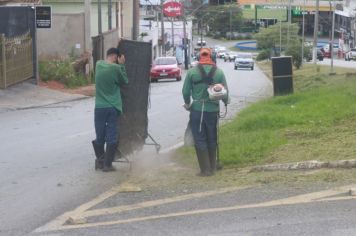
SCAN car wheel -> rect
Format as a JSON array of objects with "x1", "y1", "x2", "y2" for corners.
[
  {"x1": 234, "y1": 66, "x2": 237, "y2": 70},
  {"x1": 251, "y1": 66, "x2": 254, "y2": 70},
  {"x1": 176, "y1": 77, "x2": 182, "y2": 81}
]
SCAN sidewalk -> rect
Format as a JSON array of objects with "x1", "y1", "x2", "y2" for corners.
[{"x1": 0, "y1": 81, "x2": 88, "y2": 113}]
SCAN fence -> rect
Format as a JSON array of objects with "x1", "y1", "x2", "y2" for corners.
[{"x1": 0, "y1": 32, "x2": 34, "y2": 89}]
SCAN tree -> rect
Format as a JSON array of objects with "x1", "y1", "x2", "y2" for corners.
[
  {"x1": 255, "y1": 23, "x2": 305, "y2": 68},
  {"x1": 254, "y1": 23, "x2": 300, "y2": 53},
  {"x1": 200, "y1": 4, "x2": 243, "y2": 37}
]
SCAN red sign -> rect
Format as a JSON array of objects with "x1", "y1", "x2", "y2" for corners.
[{"x1": 163, "y1": 1, "x2": 183, "y2": 17}]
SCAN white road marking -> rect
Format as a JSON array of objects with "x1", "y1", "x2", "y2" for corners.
[{"x1": 33, "y1": 184, "x2": 356, "y2": 233}]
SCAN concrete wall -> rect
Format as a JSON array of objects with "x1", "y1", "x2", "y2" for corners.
[
  {"x1": 122, "y1": 0, "x2": 133, "y2": 39},
  {"x1": 103, "y1": 29, "x2": 119, "y2": 54},
  {"x1": 37, "y1": 13, "x2": 85, "y2": 58}
]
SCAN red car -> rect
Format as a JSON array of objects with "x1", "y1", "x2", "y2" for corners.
[{"x1": 150, "y1": 57, "x2": 181, "y2": 82}]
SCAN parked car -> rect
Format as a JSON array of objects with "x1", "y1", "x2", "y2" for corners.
[
  {"x1": 150, "y1": 57, "x2": 181, "y2": 82},
  {"x1": 345, "y1": 48, "x2": 356, "y2": 61},
  {"x1": 224, "y1": 52, "x2": 238, "y2": 62},
  {"x1": 234, "y1": 53, "x2": 254, "y2": 70},
  {"x1": 305, "y1": 49, "x2": 324, "y2": 62},
  {"x1": 322, "y1": 44, "x2": 339, "y2": 58},
  {"x1": 197, "y1": 39, "x2": 206, "y2": 46}
]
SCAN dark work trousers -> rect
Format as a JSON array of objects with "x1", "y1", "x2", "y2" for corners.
[
  {"x1": 190, "y1": 110, "x2": 218, "y2": 151},
  {"x1": 94, "y1": 107, "x2": 120, "y2": 145}
]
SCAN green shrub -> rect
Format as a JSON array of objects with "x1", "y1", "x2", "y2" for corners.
[
  {"x1": 285, "y1": 42, "x2": 303, "y2": 69},
  {"x1": 256, "y1": 49, "x2": 270, "y2": 61},
  {"x1": 39, "y1": 59, "x2": 89, "y2": 88}
]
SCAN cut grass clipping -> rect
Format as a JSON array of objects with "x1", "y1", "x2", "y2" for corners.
[{"x1": 179, "y1": 65, "x2": 356, "y2": 168}]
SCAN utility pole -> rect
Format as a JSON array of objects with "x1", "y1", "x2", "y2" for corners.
[
  {"x1": 98, "y1": 0, "x2": 102, "y2": 35},
  {"x1": 229, "y1": 8, "x2": 232, "y2": 40},
  {"x1": 287, "y1": 0, "x2": 292, "y2": 47},
  {"x1": 183, "y1": 12, "x2": 188, "y2": 69},
  {"x1": 84, "y1": 0, "x2": 91, "y2": 52},
  {"x1": 171, "y1": 18, "x2": 174, "y2": 49},
  {"x1": 301, "y1": 0, "x2": 306, "y2": 65},
  {"x1": 313, "y1": 0, "x2": 320, "y2": 64},
  {"x1": 161, "y1": 0, "x2": 165, "y2": 56},
  {"x1": 132, "y1": 0, "x2": 139, "y2": 40},
  {"x1": 108, "y1": 0, "x2": 112, "y2": 30},
  {"x1": 330, "y1": 0, "x2": 336, "y2": 74},
  {"x1": 98, "y1": 0, "x2": 103, "y2": 59},
  {"x1": 254, "y1": 5, "x2": 257, "y2": 32},
  {"x1": 200, "y1": 18, "x2": 203, "y2": 49}
]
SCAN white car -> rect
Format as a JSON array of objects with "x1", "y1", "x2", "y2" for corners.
[
  {"x1": 217, "y1": 49, "x2": 227, "y2": 58},
  {"x1": 197, "y1": 39, "x2": 206, "y2": 46},
  {"x1": 234, "y1": 53, "x2": 254, "y2": 70},
  {"x1": 323, "y1": 44, "x2": 339, "y2": 53},
  {"x1": 224, "y1": 52, "x2": 238, "y2": 62},
  {"x1": 345, "y1": 48, "x2": 356, "y2": 61}
]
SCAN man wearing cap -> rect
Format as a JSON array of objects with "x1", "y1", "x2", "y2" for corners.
[
  {"x1": 92, "y1": 47, "x2": 128, "y2": 172},
  {"x1": 182, "y1": 48, "x2": 229, "y2": 176}
]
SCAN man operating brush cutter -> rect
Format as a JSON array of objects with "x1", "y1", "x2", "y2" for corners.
[{"x1": 182, "y1": 48, "x2": 229, "y2": 176}]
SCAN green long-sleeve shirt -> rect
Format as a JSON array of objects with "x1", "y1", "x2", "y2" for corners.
[
  {"x1": 95, "y1": 60, "x2": 128, "y2": 112},
  {"x1": 182, "y1": 64, "x2": 229, "y2": 112}
]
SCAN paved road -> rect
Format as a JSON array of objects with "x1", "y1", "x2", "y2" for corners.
[
  {"x1": 2, "y1": 39, "x2": 356, "y2": 236},
  {"x1": 0, "y1": 38, "x2": 275, "y2": 236}
]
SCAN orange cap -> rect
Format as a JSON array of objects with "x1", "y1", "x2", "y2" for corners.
[{"x1": 200, "y1": 48, "x2": 211, "y2": 57}]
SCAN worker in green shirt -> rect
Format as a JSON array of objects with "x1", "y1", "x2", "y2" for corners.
[
  {"x1": 182, "y1": 48, "x2": 229, "y2": 176},
  {"x1": 92, "y1": 47, "x2": 128, "y2": 172}
]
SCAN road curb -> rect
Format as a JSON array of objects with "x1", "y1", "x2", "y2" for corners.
[
  {"x1": 250, "y1": 159, "x2": 356, "y2": 172},
  {"x1": 0, "y1": 96, "x2": 90, "y2": 113}
]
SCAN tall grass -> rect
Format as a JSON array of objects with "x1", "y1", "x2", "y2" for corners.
[{"x1": 219, "y1": 66, "x2": 356, "y2": 167}]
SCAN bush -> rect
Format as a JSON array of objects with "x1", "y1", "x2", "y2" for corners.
[
  {"x1": 285, "y1": 42, "x2": 303, "y2": 69},
  {"x1": 39, "y1": 59, "x2": 89, "y2": 88},
  {"x1": 256, "y1": 49, "x2": 270, "y2": 61}
]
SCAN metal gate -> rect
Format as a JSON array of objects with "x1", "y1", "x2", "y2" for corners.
[
  {"x1": 0, "y1": 6, "x2": 36, "y2": 89},
  {"x1": 92, "y1": 35, "x2": 104, "y2": 70},
  {"x1": 0, "y1": 32, "x2": 34, "y2": 89}
]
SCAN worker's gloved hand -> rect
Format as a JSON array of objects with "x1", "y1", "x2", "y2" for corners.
[{"x1": 183, "y1": 103, "x2": 191, "y2": 111}]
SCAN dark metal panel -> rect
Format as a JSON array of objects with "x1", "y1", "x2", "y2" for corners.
[{"x1": 117, "y1": 39, "x2": 152, "y2": 157}]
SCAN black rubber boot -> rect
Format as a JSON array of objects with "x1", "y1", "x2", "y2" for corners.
[
  {"x1": 208, "y1": 147, "x2": 217, "y2": 174},
  {"x1": 92, "y1": 140, "x2": 104, "y2": 170},
  {"x1": 103, "y1": 143, "x2": 117, "y2": 172},
  {"x1": 195, "y1": 147, "x2": 212, "y2": 176}
]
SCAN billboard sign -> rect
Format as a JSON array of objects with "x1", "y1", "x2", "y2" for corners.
[{"x1": 163, "y1": 1, "x2": 183, "y2": 17}]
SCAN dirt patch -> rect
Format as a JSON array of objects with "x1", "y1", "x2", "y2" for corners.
[{"x1": 39, "y1": 80, "x2": 95, "y2": 96}]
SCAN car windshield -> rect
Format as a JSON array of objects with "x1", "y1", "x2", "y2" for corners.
[
  {"x1": 155, "y1": 58, "x2": 176, "y2": 65},
  {"x1": 237, "y1": 54, "x2": 252, "y2": 59}
]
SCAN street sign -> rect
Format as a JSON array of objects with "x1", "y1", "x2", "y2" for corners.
[
  {"x1": 163, "y1": 1, "x2": 183, "y2": 17},
  {"x1": 36, "y1": 6, "x2": 51, "y2": 29}
]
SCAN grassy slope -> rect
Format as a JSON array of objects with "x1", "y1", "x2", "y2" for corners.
[{"x1": 219, "y1": 63, "x2": 356, "y2": 167}]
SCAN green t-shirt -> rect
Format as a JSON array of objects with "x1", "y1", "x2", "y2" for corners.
[
  {"x1": 95, "y1": 60, "x2": 128, "y2": 112},
  {"x1": 182, "y1": 64, "x2": 229, "y2": 112}
]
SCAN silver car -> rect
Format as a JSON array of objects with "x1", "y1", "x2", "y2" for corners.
[{"x1": 234, "y1": 53, "x2": 254, "y2": 70}]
